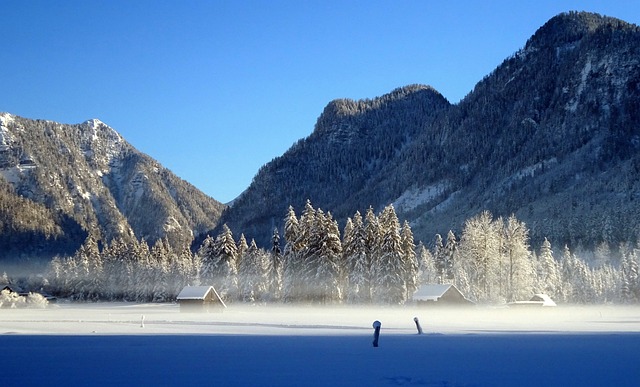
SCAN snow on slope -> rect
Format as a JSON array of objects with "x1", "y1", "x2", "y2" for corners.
[{"x1": 1, "y1": 304, "x2": 639, "y2": 386}]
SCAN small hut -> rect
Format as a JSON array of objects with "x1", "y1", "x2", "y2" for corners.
[
  {"x1": 413, "y1": 284, "x2": 474, "y2": 306},
  {"x1": 507, "y1": 293, "x2": 557, "y2": 308},
  {"x1": 176, "y1": 286, "x2": 226, "y2": 313}
]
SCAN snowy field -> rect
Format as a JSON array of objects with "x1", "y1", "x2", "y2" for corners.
[{"x1": 2, "y1": 303, "x2": 640, "y2": 386}]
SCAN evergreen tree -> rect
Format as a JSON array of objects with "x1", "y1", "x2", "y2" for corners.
[
  {"x1": 364, "y1": 206, "x2": 381, "y2": 299},
  {"x1": 314, "y1": 211, "x2": 343, "y2": 303},
  {"x1": 433, "y1": 234, "x2": 445, "y2": 283},
  {"x1": 621, "y1": 249, "x2": 639, "y2": 303},
  {"x1": 198, "y1": 235, "x2": 216, "y2": 285},
  {"x1": 344, "y1": 212, "x2": 370, "y2": 303},
  {"x1": 298, "y1": 200, "x2": 318, "y2": 301},
  {"x1": 444, "y1": 230, "x2": 458, "y2": 281},
  {"x1": 416, "y1": 242, "x2": 436, "y2": 285},
  {"x1": 283, "y1": 205, "x2": 301, "y2": 302},
  {"x1": 236, "y1": 233, "x2": 248, "y2": 269},
  {"x1": 270, "y1": 228, "x2": 283, "y2": 300},
  {"x1": 537, "y1": 238, "x2": 560, "y2": 298},
  {"x1": 211, "y1": 224, "x2": 238, "y2": 301},
  {"x1": 238, "y1": 239, "x2": 269, "y2": 302},
  {"x1": 401, "y1": 220, "x2": 418, "y2": 300},
  {"x1": 149, "y1": 238, "x2": 172, "y2": 302},
  {"x1": 372, "y1": 205, "x2": 406, "y2": 304}
]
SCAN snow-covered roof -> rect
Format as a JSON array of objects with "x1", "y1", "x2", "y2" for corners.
[
  {"x1": 177, "y1": 286, "x2": 218, "y2": 300},
  {"x1": 413, "y1": 284, "x2": 454, "y2": 301},
  {"x1": 530, "y1": 293, "x2": 557, "y2": 306}
]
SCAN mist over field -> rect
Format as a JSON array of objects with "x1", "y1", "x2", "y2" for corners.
[
  {"x1": 2, "y1": 303, "x2": 639, "y2": 386},
  {"x1": 2, "y1": 302, "x2": 639, "y2": 335}
]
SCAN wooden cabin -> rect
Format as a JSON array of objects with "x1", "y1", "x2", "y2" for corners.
[
  {"x1": 176, "y1": 286, "x2": 226, "y2": 312},
  {"x1": 413, "y1": 284, "x2": 474, "y2": 306}
]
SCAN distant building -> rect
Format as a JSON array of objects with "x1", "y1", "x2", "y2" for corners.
[
  {"x1": 1, "y1": 285, "x2": 18, "y2": 294},
  {"x1": 176, "y1": 286, "x2": 226, "y2": 312},
  {"x1": 507, "y1": 293, "x2": 557, "y2": 308},
  {"x1": 412, "y1": 284, "x2": 474, "y2": 306}
]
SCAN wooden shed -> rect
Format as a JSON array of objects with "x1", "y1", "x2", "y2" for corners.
[
  {"x1": 413, "y1": 284, "x2": 474, "y2": 306},
  {"x1": 176, "y1": 286, "x2": 226, "y2": 313}
]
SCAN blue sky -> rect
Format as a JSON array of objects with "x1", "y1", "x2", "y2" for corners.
[{"x1": 2, "y1": 1, "x2": 639, "y2": 203}]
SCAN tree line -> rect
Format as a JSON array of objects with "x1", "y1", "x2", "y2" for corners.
[{"x1": 33, "y1": 202, "x2": 640, "y2": 305}]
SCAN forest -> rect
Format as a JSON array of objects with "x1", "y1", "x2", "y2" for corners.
[{"x1": 9, "y1": 201, "x2": 637, "y2": 306}]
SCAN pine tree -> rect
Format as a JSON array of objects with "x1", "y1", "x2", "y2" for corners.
[
  {"x1": 238, "y1": 239, "x2": 269, "y2": 302},
  {"x1": 401, "y1": 220, "x2": 418, "y2": 300},
  {"x1": 537, "y1": 238, "x2": 560, "y2": 298},
  {"x1": 372, "y1": 205, "x2": 406, "y2": 304},
  {"x1": 236, "y1": 233, "x2": 248, "y2": 270},
  {"x1": 149, "y1": 238, "x2": 171, "y2": 302},
  {"x1": 344, "y1": 211, "x2": 370, "y2": 303},
  {"x1": 198, "y1": 235, "x2": 216, "y2": 285},
  {"x1": 211, "y1": 224, "x2": 238, "y2": 301},
  {"x1": 314, "y1": 211, "x2": 343, "y2": 303},
  {"x1": 621, "y1": 249, "x2": 639, "y2": 303},
  {"x1": 433, "y1": 234, "x2": 445, "y2": 283},
  {"x1": 416, "y1": 242, "x2": 436, "y2": 285},
  {"x1": 283, "y1": 205, "x2": 301, "y2": 302},
  {"x1": 298, "y1": 200, "x2": 318, "y2": 301},
  {"x1": 444, "y1": 230, "x2": 458, "y2": 281},
  {"x1": 559, "y1": 245, "x2": 575, "y2": 303},
  {"x1": 270, "y1": 228, "x2": 283, "y2": 300},
  {"x1": 364, "y1": 206, "x2": 380, "y2": 301}
]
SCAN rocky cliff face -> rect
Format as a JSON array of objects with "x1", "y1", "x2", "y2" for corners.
[{"x1": 0, "y1": 114, "x2": 225, "y2": 260}]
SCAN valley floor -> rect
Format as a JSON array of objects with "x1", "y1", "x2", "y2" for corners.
[{"x1": 1, "y1": 303, "x2": 639, "y2": 386}]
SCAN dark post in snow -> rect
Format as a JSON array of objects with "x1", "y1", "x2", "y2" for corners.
[
  {"x1": 413, "y1": 317, "x2": 423, "y2": 335},
  {"x1": 372, "y1": 320, "x2": 381, "y2": 347}
]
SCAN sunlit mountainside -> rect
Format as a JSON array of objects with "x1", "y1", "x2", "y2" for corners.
[
  {"x1": 0, "y1": 114, "x2": 225, "y2": 261},
  {"x1": 218, "y1": 11, "x2": 640, "y2": 251}
]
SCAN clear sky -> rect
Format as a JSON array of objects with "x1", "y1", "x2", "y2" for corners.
[{"x1": 2, "y1": 1, "x2": 639, "y2": 203}]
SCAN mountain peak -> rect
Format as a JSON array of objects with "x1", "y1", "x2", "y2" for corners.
[
  {"x1": 85, "y1": 118, "x2": 105, "y2": 128},
  {"x1": 525, "y1": 11, "x2": 635, "y2": 51}
]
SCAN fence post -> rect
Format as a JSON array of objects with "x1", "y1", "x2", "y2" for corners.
[
  {"x1": 372, "y1": 320, "x2": 381, "y2": 347},
  {"x1": 413, "y1": 317, "x2": 423, "y2": 334}
]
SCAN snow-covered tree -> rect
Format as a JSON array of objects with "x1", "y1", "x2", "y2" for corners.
[
  {"x1": 372, "y1": 205, "x2": 406, "y2": 304},
  {"x1": 283, "y1": 205, "x2": 301, "y2": 302},
  {"x1": 458, "y1": 211, "x2": 502, "y2": 303},
  {"x1": 416, "y1": 242, "x2": 436, "y2": 285},
  {"x1": 501, "y1": 215, "x2": 535, "y2": 302},
  {"x1": 401, "y1": 220, "x2": 418, "y2": 300},
  {"x1": 211, "y1": 224, "x2": 239, "y2": 301},
  {"x1": 238, "y1": 239, "x2": 270, "y2": 302},
  {"x1": 433, "y1": 233, "x2": 445, "y2": 283},
  {"x1": 313, "y1": 211, "x2": 343, "y2": 303},
  {"x1": 269, "y1": 228, "x2": 283, "y2": 300},
  {"x1": 621, "y1": 249, "x2": 639, "y2": 303},
  {"x1": 444, "y1": 230, "x2": 458, "y2": 281},
  {"x1": 536, "y1": 238, "x2": 561, "y2": 298},
  {"x1": 236, "y1": 233, "x2": 248, "y2": 269},
  {"x1": 344, "y1": 212, "x2": 371, "y2": 303},
  {"x1": 198, "y1": 235, "x2": 216, "y2": 285}
]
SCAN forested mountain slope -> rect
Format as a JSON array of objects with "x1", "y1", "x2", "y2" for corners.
[
  {"x1": 0, "y1": 114, "x2": 225, "y2": 260},
  {"x1": 220, "y1": 11, "x2": 640, "y2": 250},
  {"x1": 217, "y1": 85, "x2": 451, "y2": 242}
]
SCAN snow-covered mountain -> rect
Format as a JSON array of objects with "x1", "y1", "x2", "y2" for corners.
[
  {"x1": 0, "y1": 113, "x2": 225, "y2": 260},
  {"x1": 217, "y1": 11, "x2": 640, "y2": 250}
]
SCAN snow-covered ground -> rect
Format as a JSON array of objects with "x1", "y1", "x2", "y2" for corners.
[{"x1": 2, "y1": 303, "x2": 640, "y2": 386}]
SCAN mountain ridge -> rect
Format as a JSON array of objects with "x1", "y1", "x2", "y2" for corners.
[
  {"x1": 218, "y1": 11, "x2": 640, "y2": 251},
  {"x1": 0, "y1": 113, "x2": 226, "y2": 261}
]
